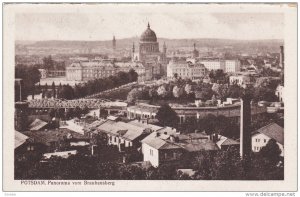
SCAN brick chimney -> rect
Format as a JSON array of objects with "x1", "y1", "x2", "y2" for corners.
[
  {"x1": 279, "y1": 46, "x2": 284, "y2": 68},
  {"x1": 240, "y1": 94, "x2": 252, "y2": 159}
]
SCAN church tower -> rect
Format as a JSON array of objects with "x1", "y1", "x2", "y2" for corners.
[
  {"x1": 112, "y1": 35, "x2": 116, "y2": 51},
  {"x1": 163, "y1": 42, "x2": 167, "y2": 55},
  {"x1": 192, "y1": 43, "x2": 199, "y2": 58},
  {"x1": 132, "y1": 42, "x2": 136, "y2": 61}
]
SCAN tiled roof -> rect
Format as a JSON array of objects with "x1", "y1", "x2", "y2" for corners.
[
  {"x1": 253, "y1": 123, "x2": 284, "y2": 145},
  {"x1": 216, "y1": 135, "x2": 239, "y2": 148},
  {"x1": 141, "y1": 132, "x2": 168, "y2": 149},
  {"x1": 128, "y1": 120, "x2": 162, "y2": 131},
  {"x1": 29, "y1": 119, "x2": 48, "y2": 131},
  {"x1": 23, "y1": 128, "x2": 85, "y2": 146},
  {"x1": 142, "y1": 131, "x2": 219, "y2": 151},
  {"x1": 96, "y1": 120, "x2": 146, "y2": 141},
  {"x1": 15, "y1": 131, "x2": 29, "y2": 149}
]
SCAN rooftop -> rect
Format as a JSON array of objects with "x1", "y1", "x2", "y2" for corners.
[
  {"x1": 15, "y1": 131, "x2": 29, "y2": 149},
  {"x1": 28, "y1": 119, "x2": 48, "y2": 131},
  {"x1": 141, "y1": 131, "x2": 219, "y2": 152},
  {"x1": 23, "y1": 128, "x2": 86, "y2": 146},
  {"x1": 252, "y1": 123, "x2": 284, "y2": 145}
]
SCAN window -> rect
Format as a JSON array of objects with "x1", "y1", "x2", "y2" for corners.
[
  {"x1": 264, "y1": 139, "x2": 267, "y2": 143},
  {"x1": 173, "y1": 152, "x2": 177, "y2": 159},
  {"x1": 150, "y1": 149, "x2": 153, "y2": 156}
]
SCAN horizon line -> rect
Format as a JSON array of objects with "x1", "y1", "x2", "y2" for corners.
[{"x1": 15, "y1": 37, "x2": 284, "y2": 43}]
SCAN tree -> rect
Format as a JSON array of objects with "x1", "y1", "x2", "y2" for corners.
[
  {"x1": 15, "y1": 64, "x2": 41, "y2": 100},
  {"x1": 209, "y1": 69, "x2": 228, "y2": 84},
  {"x1": 48, "y1": 108, "x2": 56, "y2": 118},
  {"x1": 128, "y1": 69, "x2": 138, "y2": 82},
  {"x1": 73, "y1": 106, "x2": 82, "y2": 118},
  {"x1": 42, "y1": 55, "x2": 54, "y2": 70},
  {"x1": 127, "y1": 88, "x2": 141, "y2": 104},
  {"x1": 212, "y1": 83, "x2": 229, "y2": 101},
  {"x1": 65, "y1": 108, "x2": 74, "y2": 119},
  {"x1": 259, "y1": 139, "x2": 282, "y2": 164},
  {"x1": 156, "y1": 104, "x2": 179, "y2": 128},
  {"x1": 173, "y1": 73, "x2": 178, "y2": 79},
  {"x1": 253, "y1": 87, "x2": 277, "y2": 102},
  {"x1": 148, "y1": 88, "x2": 158, "y2": 99},
  {"x1": 184, "y1": 83, "x2": 193, "y2": 95},
  {"x1": 157, "y1": 85, "x2": 168, "y2": 98},
  {"x1": 227, "y1": 84, "x2": 244, "y2": 98},
  {"x1": 51, "y1": 82, "x2": 56, "y2": 98},
  {"x1": 172, "y1": 86, "x2": 184, "y2": 98},
  {"x1": 57, "y1": 85, "x2": 74, "y2": 100}
]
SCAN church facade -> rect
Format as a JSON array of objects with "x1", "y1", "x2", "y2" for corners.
[{"x1": 132, "y1": 23, "x2": 168, "y2": 78}]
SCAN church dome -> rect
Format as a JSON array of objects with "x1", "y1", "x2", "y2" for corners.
[{"x1": 140, "y1": 23, "x2": 157, "y2": 42}]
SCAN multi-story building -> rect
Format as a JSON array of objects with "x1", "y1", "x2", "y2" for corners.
[
  {"x1": 225, "y1": 60, "x2": 241, "y2": 73},
  {"x1": 199, "y1": 59, "x2": 240, "y2": 73},
  {"x1": 275, "y1": 85, "x2": 284, "y2": 102},
  {"x1": 229, "y1": 75, "x2": 251, "y2": 87},
  {"x1": 167, "y1": 60, "x2": 207, "y2": 80},
  {"x1": 251, "y1": 123, "x2": 284, "y2": 156},
  {"x1": 199, "y1": 59, "x2": 225, "y2": 71},
  {"x1": 66, "y1": 60, "x2": 146, "y2": 81}
]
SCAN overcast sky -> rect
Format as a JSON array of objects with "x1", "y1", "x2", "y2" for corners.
[{"x1": 15, "y1": 5, "x2": 284, "y2": 41}]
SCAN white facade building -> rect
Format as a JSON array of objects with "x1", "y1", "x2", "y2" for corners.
[
  {"x1": 167, "y1": 61, "x2": 206, "y2": 80},
  {"x1": 199, "y1": 59, "x2": 225, "y2": 71},
  {"x1": 225, "y1": 60, "x2": 241, "y2": 73},
  {"x1": 251, "y1": 123, "x2": 284, "y2": 156},
  {"x1": 66, "y1": 60, "x2": 146, "y2": 82},
  {"x1": 199, "y1": 59, "x2": 240, "y2": 73},
  {"x1": 229, "y1": 75, "x2": 251, "y2": 87},
  {"x1": 275, "y1": 85, "x2": 284, "y2": 102}
]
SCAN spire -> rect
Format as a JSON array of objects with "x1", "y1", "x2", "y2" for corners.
[
  {"x1": 147, "y1": 22, "x2": 150, "y2": 28},
  {"x1": 112, "y1": 35, "x2": 116, "y2": 50},
  {"x1": 132, "y1": 42, "x2": 135, "y2": 52},
  {"x1": 193, "y1": 43, "x2": 196, "y2": 50}
]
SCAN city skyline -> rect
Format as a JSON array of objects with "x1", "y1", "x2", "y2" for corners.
[{"x1": 15, "y1": 5, "x2": 284, "y2": 41}]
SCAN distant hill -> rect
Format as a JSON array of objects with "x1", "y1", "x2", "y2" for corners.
[
  {"x1": 17, "y1": 38, "x2": 283, "y2": 47},
  {"x1": 15, "y1": 38, "x2": 284, "y2": 55}
]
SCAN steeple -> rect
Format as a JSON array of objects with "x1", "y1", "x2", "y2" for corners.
[
  {"x1": 163, "y1": 42, "x2": 167, "y2": 54},
  {"x1": 132, "y1": 42, "x2": 135, "y2": 53},
  {"x1": 192, "y1": 42, "x2": 199, "y2": 58},
  {"x1": 112, "y1": 35, "x2": 116, "y2": 50},
  {"x1": 147, "y1": 22, "x2": 150, "y2": 29}
]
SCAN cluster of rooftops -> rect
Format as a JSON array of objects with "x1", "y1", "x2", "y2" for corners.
[{"x1": 84, "y1": 117, "x2": 239, "y2": 152}]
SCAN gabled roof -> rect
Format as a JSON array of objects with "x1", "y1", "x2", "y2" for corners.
[
  {"x1": 179, "y1": 139, "x2": 219, "y2": 152},
  {"x1": 29, "y1": 119, "x2": 48, "y2": 131},
  {"x1": 253, "y1": 123, "x2": 284, "y2": 145},
  {"x1": 23, "y1": 128, "x2": 85, "y2": 146},
  {"x1": 15, "y1": 131, "x2": 29, "y2": 149},
  {"x1": 128, "y1": 120, "x2": 162, "y2": 132},
  {"x1": 216, "y1": 135, "x2": 239, "y2": 148},
  {"x1": 142, "y1": 132, "x2": 219, "y2": 152},
  {"x1": 141, "y1": 132, "x2": 168, "y2": 149},
  {"x1": 96, "y1": 120, "x2": 146, "y2": 141}
]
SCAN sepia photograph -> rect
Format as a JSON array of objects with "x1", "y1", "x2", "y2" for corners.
[{"x1": 3, "y1": 2, "x2": 298, "y2": 192}]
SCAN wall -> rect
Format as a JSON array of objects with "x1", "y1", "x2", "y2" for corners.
[
  {"x1": 142, "y1": 143, "x2": 160, "y2": 167},
  {"x1": 252, "y1": 133, "x2": 284, "y2": 156}
]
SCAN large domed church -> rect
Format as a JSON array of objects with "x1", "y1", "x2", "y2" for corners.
[{"x1": 132, "y1": 23, "x2": 168, "y2": 79}]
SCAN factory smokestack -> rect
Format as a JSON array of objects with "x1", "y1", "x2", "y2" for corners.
[
  {"x1": 280, "y1": 46, "x2": 284, "y2": 68},
  {"x1": 240, "y1": 93, "x2": 252, "y2": 159}
]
